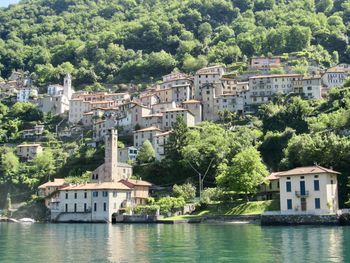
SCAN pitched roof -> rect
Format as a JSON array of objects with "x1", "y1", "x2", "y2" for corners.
[
  {"x1": 133, "y1": 126, "x2": 161, "y2": 132},
  {"x1": 276, "y1": 166, "x2": 340, "y2": 177},
  {"x1": 182, "y1": 100, "x2": 201, "y2": 104},
  {"x1": 250, "y1": 74, "x2": 303, "y2": 79},
  {"x1": 17, "y1": 143, "x2": 42, "y2": 147},
  {"x1": 119, "y1": 179, "x2": 152, "y2": 187},
  {"x1": 38, "y1": 179, "x2": 66, "y2": 189},
  {"x1": 266, "y1": 172, "x2": 281, "y2": 181},
  {"x1": 61, "y1": 182, "x2": 131, "y2": 191}
]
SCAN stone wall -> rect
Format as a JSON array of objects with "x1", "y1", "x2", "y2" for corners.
[
  {"x1": 261, "y1": 214, "x2": 339, "y2": 225},
  {"x1": 55, "y1": 212, "x2": 108, "y2": 223},
  {"x1": 122, "y1": 215, "x2": 161, "y2": 223},
  {"x1": 203, "y1": 215, "x2": 260, "y2": 223}
]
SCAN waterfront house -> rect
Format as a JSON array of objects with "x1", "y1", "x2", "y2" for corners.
[
  {"x1": 38, "y1": 178, "x2": 67, "y2": 208},
  {"x1": 257, "y1": 172, "x2": 280, "y2": 201},
  {"x1": 278, "y1": 166, "x2": 339, "y2": 214},
  {"x1": 47, "y1": 129, "x2": 135, "y2": 223},
  {"x1": 51, "y1": 182, "x2": 132, "y2": 223},
  {"x1": 119, "y1": 178, "x2": 152, "y2": 206}
]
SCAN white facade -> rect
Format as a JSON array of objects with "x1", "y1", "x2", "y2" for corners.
[
  {"x1": 133, "y1": 127, "x2": 161, "y2": 148},
  {"x1": 153, "y1": 131, "x2": 171, "y2": 161},
  {"x1": 322, "y1": 68, "x2": 348, "y2": 89},
  {"x1": 51, "y1": 184, "x2": 132, "y2": 223},
  {"x1": 16, "y1": 144, "x2": 43, "y2": 160},
  {"x1": 278, "y1": 166, "x2": 339, "y2": 215},
  {"x1": 118, "y1": 147, "x2": 138, "y2": 163},
  {"x1": 17, "y1": 87, "x2": 37, "y2": 102},
  {"x1": 162, "y1": 108, "x2": 195, "y2": 130}
]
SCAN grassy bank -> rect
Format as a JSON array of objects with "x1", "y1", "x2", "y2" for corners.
[{"x1": 165, "y1": 200, "x2": 279, "y2": 221}]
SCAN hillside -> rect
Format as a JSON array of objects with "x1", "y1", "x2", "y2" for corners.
[{"x1": 0, "y1": 0, "x2": 349, "y2": 88}]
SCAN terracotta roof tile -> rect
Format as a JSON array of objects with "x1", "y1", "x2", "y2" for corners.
[
  {"x1": 61, "y1": 182, "x2": 131, "y2": 191},
  {"x1": 276, "y1": 166, "x2": 340, "y2": 177},
  {"x1": 119, "y1": 179, "x2": 152, "y2": 187}
]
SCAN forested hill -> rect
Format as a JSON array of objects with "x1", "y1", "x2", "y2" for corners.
[{"x1": 0, "y1": 0, "x2": 349, "y2": 87}]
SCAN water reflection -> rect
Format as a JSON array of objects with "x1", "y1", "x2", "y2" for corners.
[
  {"x1": 0, "y1": 223, "x2": 349, "y2": 263},
  {"x1": 265, "y1": 226, "x2": 344, "y2": 263}
]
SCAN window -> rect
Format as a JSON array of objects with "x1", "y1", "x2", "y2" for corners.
[
  {"x1": 74, "y1": 192, "x2": 77, "y2": 199},
  {"x1": 314, "y1": 180, "x2": 320, "y2": 191},
  {"x1": 103, "y1": 191, "x2": 108, "y2": 197},
  {"x1": 315, "y1": 198, "x2": 320, "y2": 209},
  {"x1": 93, "y1": 191, "x2": 98, "y2": 197},
  {"x1": 103, "y1": 202, "x2": 107, "y2": 211},
  {"x1": 84, "y1": 203, "x2": 87, "y2": 212},
  {"x1": 287, "y1": 199, "x2": 292, "y2": 210},
  {"x1": 65, "y1": 192, "x2": 68, "y2": 199},
  {"x1": 74, "y1": 203, "x2": 77, "y2": 212},
  {"x1": 113, "y1": 191, "x2": 117, "y2": 197},
  {"x1": 65, "y1": 204, "x2": 68, "y2": 212},
  {"x1": 84, "y1": 192, "x2": 87, "y2": 198},
  {"x1": 269, "y1": 183, "x2": 272, "y2": 189},
  {"x1": 286, "y1": 181, "x2": 291, "y2": 192}
]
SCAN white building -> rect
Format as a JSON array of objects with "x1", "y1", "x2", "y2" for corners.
[
  {"x1": 40, "y1": 74, "x2": 73, "y2": 115},
  {"x1": 153, "y1": 131, "x2": 171, "y2": 161},
  {"x1": 16, "y1": 143, "x2": 43, "y2": 160},
  {"x1": 322, "y1": 66, "x2": 349, "y2": 89},
  {"x1": 278, "y1": 166, "x2": 339, "y2": 215},
  {"x1": 246, "y1": 74, "x2": 322, "y2": 108},
  {"x1": 49, "y1": 129, "x2": 134, "y2": 223},
  {"x1": 162, "y1": 108, "x2": 195, "y2": 130},
  {"x1": 50, "y1": 182, "x2": 132, "y2": 223},
  {"x1": 118, "y1": 146, "x2": 138, "y2": 163},
  {"x1": 133, "y1": 126, "x2": 161, "y2": 148},
  {"x1": 17, "y1": 87, "x2": 38, "y2": 102}
]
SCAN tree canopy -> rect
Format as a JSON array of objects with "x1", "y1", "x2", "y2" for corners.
[{"x1": 0, "y1": 0, "x2": 348, "y2": 87}]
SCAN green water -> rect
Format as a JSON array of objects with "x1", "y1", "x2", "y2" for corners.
[{"x1": 0, "y1": 223, "x2": 349, "y2": 263}]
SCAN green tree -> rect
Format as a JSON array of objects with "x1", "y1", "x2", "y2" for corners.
[
  {"x1": 165, "y1": 116, "x2": 189, "y2": 160},
  {"x1": 216, "y1": 147, "x2": 268, "y2": 200},
  {"x1": 173, "y1": 183, "x2": 196, "y2": 201},
  {"x1": 137, "y1": 140, "x2": 155, "y2": 163}
]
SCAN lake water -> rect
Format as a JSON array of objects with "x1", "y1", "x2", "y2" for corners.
[{"x1": 0, "y1": 223, "x2": 349, "y2": 263}]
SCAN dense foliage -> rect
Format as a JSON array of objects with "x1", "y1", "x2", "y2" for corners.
[{"x1": 0, "y1": 0, "x2": 349, "y2": 87}]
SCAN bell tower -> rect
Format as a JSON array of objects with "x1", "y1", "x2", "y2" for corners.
[
  {"x1": 104, "y1": 129, "x2": 119, "y2": 182},
  {"x1": 63, "y1": 74, "x2": 72, "y2": 99}
]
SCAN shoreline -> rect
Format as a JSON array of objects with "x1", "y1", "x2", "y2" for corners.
[{"x1": 3, "y1": 213, "x2": 350, "y2": 226}]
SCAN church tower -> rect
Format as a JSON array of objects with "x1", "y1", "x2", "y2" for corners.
[
  {"x1": 104, "y1": 129, "x2": 119, "y2": 182},
  {"x1": 63, "y1": 74, "x2": 72, "y2": 99}
]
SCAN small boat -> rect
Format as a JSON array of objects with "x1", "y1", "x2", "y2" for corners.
[{"x1": 18, "y1": 218, "x2": 35, "y2": 223}]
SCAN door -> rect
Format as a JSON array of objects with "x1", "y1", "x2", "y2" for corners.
[
  {"x1": 301, "y1": 198, "x2": 307, "y2": 211},
  {"x1": 300, "y1": 181, "x2": 305, "y2": 196}
]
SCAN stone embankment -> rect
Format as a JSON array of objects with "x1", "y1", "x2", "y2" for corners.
[
  {"x1": 115, "y1": 214, "x2": 261, "y2": 224},
  {"x1": 261, "y1": 214, "x2": 350, "y2": 225}
]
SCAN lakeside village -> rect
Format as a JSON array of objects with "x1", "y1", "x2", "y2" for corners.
[{"x1": 1, "y1": 56, "x2": 350, "y2": 225}]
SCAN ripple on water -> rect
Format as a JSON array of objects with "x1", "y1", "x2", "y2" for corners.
[{"x1": 0, "y1": 223, "x2": 349, "y2": 263}]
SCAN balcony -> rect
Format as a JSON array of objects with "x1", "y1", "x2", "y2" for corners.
[{"x1": 295, "y1": 191, "x2": 309, "y2": 197}]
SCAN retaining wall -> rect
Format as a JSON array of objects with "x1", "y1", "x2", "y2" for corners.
[{"x1": 261, "y1": 214, "x2": 339, "y2": 225}]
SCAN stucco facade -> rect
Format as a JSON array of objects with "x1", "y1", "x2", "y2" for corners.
[
  {"x1": 51, "y1": 183, "x2": 132, "y2": 223},
  {"x1": 278, "y1": 166, "x2": 339, "y2": 215}
]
